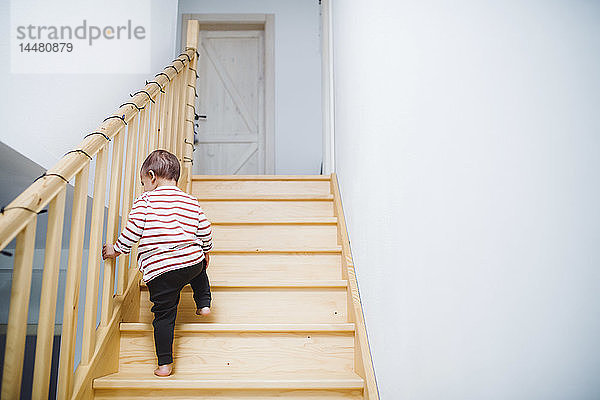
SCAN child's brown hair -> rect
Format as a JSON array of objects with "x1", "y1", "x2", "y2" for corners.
[{"x1": 141, "y1": 150, "x2": 180, "y2": 182}]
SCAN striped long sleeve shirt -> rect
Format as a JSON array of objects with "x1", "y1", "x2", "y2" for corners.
[{"x1": 113, "y1": 185, "x2": 213, "y2": 282}]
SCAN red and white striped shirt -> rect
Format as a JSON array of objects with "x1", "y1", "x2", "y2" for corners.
[{"x1": 113, "y1": 185, "x2": 213, "y2": 282}]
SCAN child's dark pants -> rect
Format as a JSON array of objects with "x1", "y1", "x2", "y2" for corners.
[{"x1": 146, "y1": 259, "x2": 211, "y2": 365}]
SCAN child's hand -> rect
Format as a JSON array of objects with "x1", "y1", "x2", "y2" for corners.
[
  {"x1": 205, "y1": 252, "x2": 210, "y2": 269},
  {"x1": 102, "y1": 243, "x2": 119, "y2": 260}
]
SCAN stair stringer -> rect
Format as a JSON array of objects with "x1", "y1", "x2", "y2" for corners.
[{"x1": 331, "y1": 173, "x2": 379, "y2": 400}]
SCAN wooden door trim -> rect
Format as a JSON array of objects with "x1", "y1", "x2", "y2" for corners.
[
  {"x1": 321, "y1": 0, "x2": 334, "y2": 175},
  {"x1": 181, "y1": 13, "x2": 275, "y2": 174}
]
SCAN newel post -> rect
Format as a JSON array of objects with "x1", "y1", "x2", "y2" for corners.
[{"x1": 182, "y1": 19, "x2": 199, "y2": 193}]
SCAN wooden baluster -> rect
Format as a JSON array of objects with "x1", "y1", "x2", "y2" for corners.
[
  {"x1": 128, "y1": 106, "x2": 150, "y2": 288},
  {"x1": 143, "y1": 102, "x2": 152, "y2": 156},
  {"x1": 179, "y1": 85, "x2": 191, "y2": 190},
  {"x1": 140, "y1": 105, "x2": 150, "y2": 160},
  {"x1": 119, "y1": 113, "x2": 139, "y2": 284},
  {"x1": 163, "y1": 79, "x2": 175, "y2": 152},
  {"x1": 57, "y1": 165, "x2": 90, "y2": 400},
  {"x1": 156, "y1": 90, "x2": 163, "y2": 150},
  {"x1": 186, "y1": 72, "x2": 197, "y2": 193},
  {"x1": 183, "y1": 27, "x2": 199, "y2": 193},
  {"x1": 147, "y1": 97, "x2": 157, "y2": 153},
  {"x1": 175, "y1": 63, "x2": 188, "y2": 163},
  {"x1": 157, "y1": 90, "x2": 166, "y2": 150},
  {"x1": 184, "y1": 87, "x2": 197, "y2": 191},
  {"x1": 135, "y1": 106, "x2": 149, "y2": 197},
  {"x1": 146, "y1": 101, "x2": 155, "y2": 153},
  {"x1": 80, "y1": 145, "x2": 109, "y2": 366},
  {"x1": 170, "y1": 72, "x2": 182, "y2": 155},
  {"x1": 31, "y1": 187, "x2": 67, "y2": 400},
  {"x1": 1, "y1": 218, "x2": 37, "y2": 400},
  {"x1": 179, "y1": 67, "x2": 188, "y2": 161},
  {"x1": 101, "y1": 129, "x2": 124, "y2": 323},
  {"x1": 130, "y1": 246, "x2": 140, "y2": 277}
]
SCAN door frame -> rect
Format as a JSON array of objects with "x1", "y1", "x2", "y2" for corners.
[
  {"x1": 320, "y1": 0, "x2": 335, "y2": 174},
  {"x1": 181, "y1": 14, "x2": 275, "y2": 174}
]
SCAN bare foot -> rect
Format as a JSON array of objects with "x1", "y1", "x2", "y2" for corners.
[
  {"x1": 154, "y1": 363, "x2": 173, "y2": 377},
  {"x1": 196, "y1": 307, "x2": 211, "y2": 316}
]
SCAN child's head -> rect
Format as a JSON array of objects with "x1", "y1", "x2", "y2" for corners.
[{"x1": 140, "y1": 150, "x2": 180, "y2": 191}]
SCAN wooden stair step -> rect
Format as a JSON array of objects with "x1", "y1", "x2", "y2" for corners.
[
  {"x1": 94, "y1": 386, "x2": 364, "y2": 400},
  {"x1": 200, "y1": 200, "x2": 334, "y2": 220},
  {"x1": 197, "y1": 253, "x2": 343, "y2": 280},
  {"x1": 192, "y1": 176, "x2": 332, "y2": 196},
  {"x1": 194, "y1": 194, "x2": 334, "y2": 201},
  {"x1": 93, "y1": 371, "x2": 364, "y2": 391},
  {"x1": 140, "y1": 280, "x2": 348, "y2": 289},
  {"x1": 121, "y1": 322, "x2": 355, "y2": 333},
  {"x1": 138, "y1": 280, "x2": 348, "y2": 324},
  {"x1": 209, "y1": 246, "x2": 342, "y2": 254},
  {"x1": 118, "y1": 324, "x2": 356, "y2": 373},
  {"x1": 212, "y1": 224, "x2": 339, "y2": 247},
  {"x1": 117, "y1": 328, "x2": 355, "y2": 374},
  {"x1": 211, "y1": 217, "x2": 337, "y2": 224},
  {"x1": 192, "y1": 175, "x2": 332, "y2": 180}
]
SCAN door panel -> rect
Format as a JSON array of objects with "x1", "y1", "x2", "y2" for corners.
[{"x1": 194, "y1": 31, "x2": 265, "y2": 174}]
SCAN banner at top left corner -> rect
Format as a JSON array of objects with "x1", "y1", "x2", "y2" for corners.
[{"x1": 10, "y1": 0, "x2": 151, "y2": 74}]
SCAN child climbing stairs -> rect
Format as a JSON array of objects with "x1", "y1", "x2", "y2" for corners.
[{"x1": 92, "y1": 175, "x2": 376, "y2": 399}]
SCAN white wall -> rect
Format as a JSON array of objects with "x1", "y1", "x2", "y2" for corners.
[
  {"x1": 0, "y1": 0, "x2": 179, "y2": 172},
  {"x1": 177, "y1": 0, "x2": 323, "y2": 174},
  {"x1": 332, "y1": 1, "x2": 600, "y2": 399}
]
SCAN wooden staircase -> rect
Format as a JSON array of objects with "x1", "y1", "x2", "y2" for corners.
[
  {"x1": 92, "y1": 175, "x2": 376, "y2": 399},
  {"x1": 0, "y1": 22, "x2": 377, "y2": 398}
]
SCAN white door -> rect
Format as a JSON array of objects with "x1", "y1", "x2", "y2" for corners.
[{"x1": 193, "y1": 30, "x2": 266, "y2": 175}]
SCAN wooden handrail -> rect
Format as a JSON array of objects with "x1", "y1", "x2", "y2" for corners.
[
  {"x1": 0, "y1": 20, "x2": 200, "y2": 399},
  {"x1": 0, "y1": 47, "x2": 195, "y2": 251}
]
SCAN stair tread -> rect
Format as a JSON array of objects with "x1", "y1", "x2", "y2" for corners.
[
  {"x1": 94, "y1": 371, "x2": 364, "y2": 389},
  {"x1": 211, "y1": 217, "x2": 337, "y2": 224},
  {"x1": 139, "y1": 279, "x2": 348, "y2": 289},
  {"x1": 193, "y1": 175, "x2": 331, "y2": 181},
  {"x1": 120, "y1": 322, "x2": 355, "y2": 332},
  {"x1": 210, "y1": 246, "x2": 342, "y2": 253},
  {"x1": 195, "y1": 194, "x2": 333, "y2": 200}
]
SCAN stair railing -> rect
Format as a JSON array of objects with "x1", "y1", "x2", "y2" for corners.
[{"x1": 0, "y1": 20, "x2": 200, "y2": 400}]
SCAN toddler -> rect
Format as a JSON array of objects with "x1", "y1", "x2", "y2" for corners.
[{"x1": 102, "y1": 149, "x2": 213, "y2": 377}]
